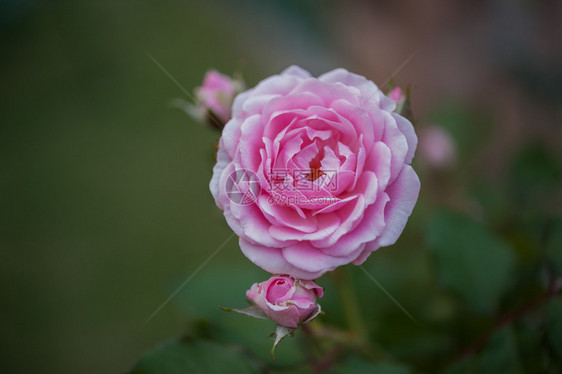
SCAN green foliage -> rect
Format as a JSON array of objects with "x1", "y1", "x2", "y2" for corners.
[
  {"x1": 444, "y1": 327, "x2": 521, "y2": 374},
  {"x1": 127, "y1": 119, "x2": 561, "y2": 372},
  {"x1": 427, "y1": 211, "x2": 516, "y2": 314},
  {"x1": 546, "y1": 217, "x2": 562, "y2": 275},
  {"x1": 129, "y1": 338, "x2": 261, "y2": 374},
  {"x1": 477, "y1": 327, "x2": 521, "y2": 374},
  {"x1": 333, "y1": 356, "x2": 412, "y2": 374},
  {"x1": 509, "y1": 145, "x2": 562, "y2": 210},
  {"x1": 428, "y1": 103, "x2": 492, "y2": 162},
  {"x1": 546, "y1": 298, "x2": 562, "y2": 361}
]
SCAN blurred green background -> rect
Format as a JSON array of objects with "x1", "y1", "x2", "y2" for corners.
[{"x1": 1, "y1": 0, "x2": 561, "y2": 373}]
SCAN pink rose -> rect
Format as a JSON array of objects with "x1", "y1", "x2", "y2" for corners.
[
  {"x1": 196, "y1": 70, "x2": 239, "y2": 126},
  {"x1": 210, "y1": 66, "x2": 420, "y2": 279},
  {"x1": 246, "y1": 275, "x2": 323, "y2": 328}
]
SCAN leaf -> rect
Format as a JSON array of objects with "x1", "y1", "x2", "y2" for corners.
[
  {"x1": 270, "y1": 325, "x2": 295, "y2": 361},
  {"x1": 334, "y1": 355, "x2": 412, "y2": 374},
  {"x1": 445, "y1": 327, "x2": 521, "y2": 374},
  {"x1": 546, "y1": 217, "x2": 562, "y2": 276},
  {"x1": 515, "y1": 323, "x2": 554, "y2": 373},
  {"x1": 546, "y1": 297, "x2": 562, "y2": 361},
  {"x1": 220, "y1": 312, "x2": 305, "y2": 367},
  {"x1": 220, "y1": 304, "x2": 268, "y2": 320},
  {"x1": 477, "y1": 326, "x2": 521, "y2": 374},
  {"x1": 427, "y1": 211, "x2": 516, "y2": 314},
  {"x1": 129, "y1": 338, "x2": 260, "y2": 374},
  {"x1": 443, "y1": 357, "x2": 475, "y2": 374},
  {"x1": 172, "y1": 264, "x2": 268, "y2": 320},
  {"x1": 509, "y1": 145, "x2": 561, "y2": 211}
]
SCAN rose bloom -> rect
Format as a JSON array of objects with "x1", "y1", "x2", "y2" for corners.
[
  {"x1": 196, "y1": 70, "x2": 238, "y2": 125},
  {"x1": 211, "y1": 66, "x2": 420, "y2": 279},
  {"x1": 246, "y1": 275, "x2": 323, "y2": 328}
]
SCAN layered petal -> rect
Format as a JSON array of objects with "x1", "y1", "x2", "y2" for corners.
[{"x1": 211, "y1": 66, "x2": 420, "y2": 279}]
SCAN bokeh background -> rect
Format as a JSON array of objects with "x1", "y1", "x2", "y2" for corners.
[{"x1": 1, "y1": 0, "x2": 561, "y2": 373}]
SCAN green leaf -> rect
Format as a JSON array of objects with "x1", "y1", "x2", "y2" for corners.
[
  {"x1": 509, "y1": 145, "x2": 561, "y2": 212},
  {"x1": 333, "y1": 356, "x2": 412, "y2": 374},
  {"x1": 220, "y1": 304, "x2": 268, "y2": 320},
  {"x1": 172, "y1": 264, "x2": 268, "y2": 320},
  {"x1": 427, "y1": 211, "x2": 516, "y2": 314},
  {"x1": 546, "y1": 297, "x2": 562, "y2": 361},
  {"x1": 546, "y1": 217, "x2": 562, "y2": 276},
  {"x1": 515, "y1": 323, "x2": 555, "y2": 373},
  {"x1": 129, "y1": 338, "x2": 261, "y2": 374},
  {"x1": 477, "y1": 327, "x2": 521, "y2": 374},
  {"x1": 443, "y1": 357, "x2": 475, "y2": 374},
  {"x1": 445, "y1": 327, "x2": 521, "y2": 374}
]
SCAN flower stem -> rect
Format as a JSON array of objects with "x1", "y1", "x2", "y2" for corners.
[
  {"x1": 301, "y1": 323, "x2": 322, "y2": 359},
  {"x1": 335, "y1": 266, "x2": 368, "y2": 342}
]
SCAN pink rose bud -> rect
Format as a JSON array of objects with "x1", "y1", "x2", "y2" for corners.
[
  {"x1": 389, "y1": 87, "x2": 405, "y2": 103},
  {"x1": 246, "y1": 275, "x2": 323, "y2": 328},
  {"x1": 418, "y1": 125, "x2": 457, "y2": 169},
  {"x1": 195, "y1": 70, "x2": 240, "y2": 128}
]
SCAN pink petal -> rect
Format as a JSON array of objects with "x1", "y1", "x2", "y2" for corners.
[
  {"x1": 363, "y1": 141, "x2": 391, "y2": 191},
  {"x1": 239, "y1": 238, "x2": 325, "y2": 280},
  {"x1": 281, "y1": 65, "x2": 312, "y2": 79},
  {"x1": 282, "y1": 242, "x2": 359, "y2": 274},
  {"x1": 392, "y1": 112, "x2": 417, "y2": 164},
  {"x1": 376, "y1": 165, "x2": 420, "y2": 247}
]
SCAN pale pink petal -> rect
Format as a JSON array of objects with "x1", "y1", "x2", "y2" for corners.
[
  {"x1": 364, "y1": 142, "x2": 391, "y2": 191},
  {"x1": 381, "y1": 113, "x2": 409, "y2": 184},
  {"x1": 282, "y1": 242, "x2": 360, "y2": 274},
  {"x1": 321, "y1": 192, "x2": 389, "y2": 257},
  {"x1": 376, "y1": 165, "x2": 420, "y2": 247},
  {"x1": 281, "y1": 65, "x2": 312, "y2": 79},
  {"x1": 392, "y1": 112, "x2": 417, "y2": 164},
  {"x1": 239, "y1": 239, "x2": 325, "y2": 280}
]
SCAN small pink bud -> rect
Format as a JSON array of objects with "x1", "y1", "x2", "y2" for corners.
[
  {"x1": 195, "y1": 70, "x2": 240, "y2": 128},
  {"x1": 389, "y1": 87, "x2": 405, "y2": 103},
  {"x1": 246, "y1": 275, "x2": 323, "y2": 328},
  {"x1": 418, "y1": 126, "x2": 457, "y2": 169}
]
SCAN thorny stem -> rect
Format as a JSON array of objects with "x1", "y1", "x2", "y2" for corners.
[{"x1": 453, "y1": 277, "x2": 562, "y2": 363}]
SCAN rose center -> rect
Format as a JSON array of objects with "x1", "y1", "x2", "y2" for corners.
[
  {"x1": 267, "y1": 279, "x2": 293, "y2": 302},
  {"x1": 305, "y1": 147, "x2": 326, "y2": 182}
]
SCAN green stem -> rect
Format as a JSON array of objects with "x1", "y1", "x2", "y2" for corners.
[
  {"x1": 301, "y1": 323, "x2": 322, "y2": 360},
  {"x1": 335, "y1": 266, "x2": 368, "y2": 342}
]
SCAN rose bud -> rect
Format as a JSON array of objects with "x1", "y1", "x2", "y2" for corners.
[
  {"x1": 388, "y1": 86, "x2": 410, "y2": 116},
  {"x1": 389, "y1": 87, "x2": 405, "y2": 103},
  {"x1": 246, "y1": 275, "x2": 323, "y2": 328},
  {"x1": 418, "y1": 125, "x2": 457, "y2": 169},
  {"x1": 195, "y1": 70, "x2": 243, "y2": 129}
]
